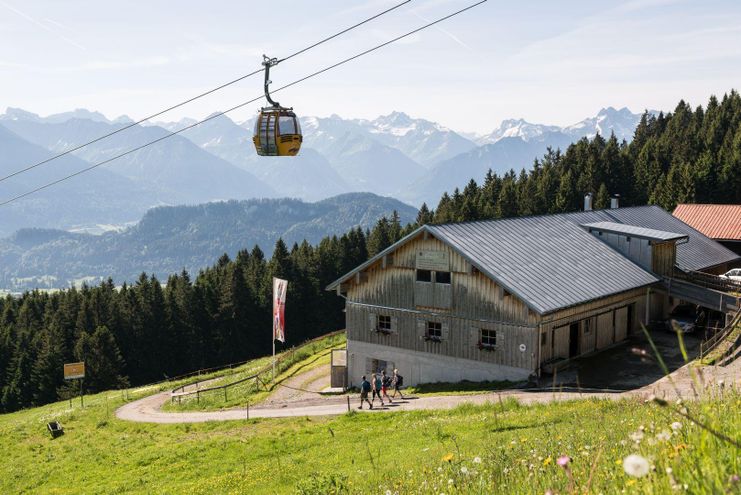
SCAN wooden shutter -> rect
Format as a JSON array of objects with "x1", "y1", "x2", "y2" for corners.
[
  {"x1": 416, "y1": 318, "x2": 426, "y2": 340},
  {"x1": 391, "y1": 316, "x2": 399, "y2": 334},
  {"x1": 470, "y1": 326, "x2": 480, "y2": 348},
  {"x1": 368, "y1": 312, "x2": 376, "y2": 332},
  {"x1": 441, "y1": 321, "x2": 450, "y2": 341}
]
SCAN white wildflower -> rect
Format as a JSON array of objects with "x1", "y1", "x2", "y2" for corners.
[
  {"x1": 656, "y1": 430, "x2": 671, "y2": 442},
  {"x1": 448, "y1": 479, "x2": 454, "y2": 485},
  {"x1": 473, "y1": 456, "x2": 482, "y2": 464},
  {"x1": 460, "y1": 466, "x2": 469, "y2": 475},
  {"x1": 671, "y1": 421, "x2": 682, "y2": 431},
  {"x1": 437, "y1": 467, "x2": 443, "y2": 473},
  {"x1": 623, "y1": 454, "x2": 650, "y2": 477},
  {"x1": 629, "y1": 431, "x2": 644, "y2": 442}
]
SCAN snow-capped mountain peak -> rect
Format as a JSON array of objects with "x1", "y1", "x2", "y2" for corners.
[{"x1": 478, "y1": 118, "x2": 560, "y2": 145}]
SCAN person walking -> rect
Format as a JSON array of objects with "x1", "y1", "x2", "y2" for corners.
[
  {"x1": 371, "y1": 372, "x2": 384, "y2": 406},
  {"x1": 359, "y1": 375, "x2": 373, "y2": 409},
  {"x1": 391, "y1": 368, "x2": 404, "y2": 399},
  {"x1": 381, "y1": 370, "x2": 393, "y2": 403}
]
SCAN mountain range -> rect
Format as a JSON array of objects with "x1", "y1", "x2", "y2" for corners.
[
  {"x1": 0, "y1": 193, "x2": 417, "y2": 291},
  {"x1": 1, "y1": 106, "x2": 650, "y2": 232}
]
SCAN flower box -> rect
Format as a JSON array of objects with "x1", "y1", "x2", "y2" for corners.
[{"x1": 477, "y1": 341, "x2": 496, "y2": 351}]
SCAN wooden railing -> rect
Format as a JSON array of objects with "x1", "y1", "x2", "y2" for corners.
[
  {"x1": 170, "y1": 330, "x2": 346, "y2": 402},
  {"x1": 674, "y1": 269, "x2": 741, "y2": 294},
  {"x1": 699, "y1": 310, "x2": 741, "y2": 361}
]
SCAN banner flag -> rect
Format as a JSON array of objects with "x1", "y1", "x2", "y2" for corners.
[{"x1": 272, "y1": 277, "x2": 288, "y2": 343}]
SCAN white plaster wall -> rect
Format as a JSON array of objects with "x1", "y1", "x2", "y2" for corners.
[{"x1": 347, "y1": 339, "x2": 531, "y2": 388}]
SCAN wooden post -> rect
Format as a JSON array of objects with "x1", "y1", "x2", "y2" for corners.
[
  {"x1": 246, "y1": 401, "x2": 249, "y2": 420},
  {"x1": 197, "y1": 390, "x2": 200, "y2": 404},
  {"x1": 224, "y1": 387, "x2": 228, "y2": 402},
  {"x1": 346, "y1": 395, "x2": 350, "y2": 412}
]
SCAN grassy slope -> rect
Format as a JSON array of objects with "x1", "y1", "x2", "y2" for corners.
[
  {"x1": 163, "y1": 333, "x2": 346, "y2": 411},
  {"x1": 1, "y1": 381, "x2": 739, "y2": 494}
]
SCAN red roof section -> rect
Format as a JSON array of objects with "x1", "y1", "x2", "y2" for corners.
[{"x1": 673, "y1": 204, "x2": 741, "y2": 241}]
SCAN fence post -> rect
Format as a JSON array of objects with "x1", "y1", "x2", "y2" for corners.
[
  {"x1": 197, "y1": 390, "x2": 200, "y2": 404},
  {"x1": 224, "y1": 387, "x2": 228, "y2": 402},
  {"x1": 347, "y1": 395, "x2": 350, "y2": 412},
  {"x1": 247, "y1": 401, "x2": 249, "y2": 420}
]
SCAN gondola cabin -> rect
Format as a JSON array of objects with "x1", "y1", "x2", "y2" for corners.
[{"x1": 253, "y1": 107, "x2": 302, "y2": 156}]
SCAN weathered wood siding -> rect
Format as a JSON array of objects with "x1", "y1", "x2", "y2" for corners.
[
  {"x1": 347, "y1": 235, "x2": 536, "y2": 325},
  {"x1": 539, "y1": 288, "x2": 649, "y2": 363},
  {"x1": 347, "y1": 303, "x2": 539, "y2": 371},
  {"x1": 592, "y1": 231, "x2": 653, "y2": 270},
  {"x1": 651, "y1": 242, "x2": 676, "y2": 276}
]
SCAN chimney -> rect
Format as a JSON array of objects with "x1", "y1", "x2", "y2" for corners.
[
  {"x1": 584, "y1": 192, "x2": 593, "y2": 211},
  {"x1": 610, "y1": 194, "x2": 620, "y2": 209}
]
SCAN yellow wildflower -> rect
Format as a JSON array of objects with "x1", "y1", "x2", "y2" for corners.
[
  {"x1": 442, "y1": 453, "x2": 454, "y2": 463},
  {"x1": 543, "y1": 457, "x2": 552, "y2": 467}
]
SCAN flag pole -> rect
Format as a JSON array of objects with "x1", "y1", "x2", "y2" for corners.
[{"x1": 272, "y1": 337, "x2": 276, "y2": 383}]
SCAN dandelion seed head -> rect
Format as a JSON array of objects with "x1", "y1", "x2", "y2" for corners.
[{"x1": 623, "y1": 454, "x2": 650, "y2": 477}]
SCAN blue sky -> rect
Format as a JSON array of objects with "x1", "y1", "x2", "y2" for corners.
[{"x1": 1, "y1": 0, "x2": 740, "y2": 133}]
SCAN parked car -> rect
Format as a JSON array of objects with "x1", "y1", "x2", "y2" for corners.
[
  {"x1": 720, "y1": 268, "x2": 741, "y2": 282},
  {"x1": 665, "y1": 304, "x2": 704, "y2": 333}
]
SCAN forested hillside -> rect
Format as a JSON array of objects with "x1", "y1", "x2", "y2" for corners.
[
  {"x1": 1, "y1": 92, "x2": 740, "y2": 412},
  {"x1": 429, "y1": 92, "x2": 741, "y2": 223}
]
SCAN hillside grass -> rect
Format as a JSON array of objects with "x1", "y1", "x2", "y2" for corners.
[
  {"x1": 163, "y1": 332, "x2": 346, "y2": 411},
  {"x1": 1, "y1": 375, "x2": 738, "y2": 494}
]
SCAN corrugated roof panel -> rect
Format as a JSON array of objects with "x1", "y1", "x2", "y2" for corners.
[
  {"x1": 673, "y1": 204, "x2": 741, "y2": 241},
  {"x1": 581, "y1": 221, "x2": 687, "y2": 242},
  {"x1": 428, "y1": 215, "x2": 659, "y2": 315}
]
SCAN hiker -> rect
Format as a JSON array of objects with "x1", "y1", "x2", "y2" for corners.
[
  {"x1": 371, "y1": 372, "x2": 384, "y2": 406},
  {"x1": 381, "y1": 370, "x2": 393, "y2": 403},
  {"x1": 359, "y1": 375, "x2": 373, "y2": 409},
  {"x1": 391, "y1": 368, "x2": 404, "y2": 399}
]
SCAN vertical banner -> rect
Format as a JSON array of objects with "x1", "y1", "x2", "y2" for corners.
[{"x1": 272, "y1": 277, "x2": 288, "y2": 343}]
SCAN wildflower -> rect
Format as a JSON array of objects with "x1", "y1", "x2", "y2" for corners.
[
  {"x1": 442, "y1": 453, "x2": 454, "y2": 463},
  {"x1": 473, "y1": 456, "x2": 482, "y2": 464},
  {"x1": 460, "y1": 466, "x2": 469, "y2": 475},
  {"x1": 437, "y1": 467, "x2": 443, "y2": 473},
  {"x1": 629, "y1": 431, "x2": 644, "y2": 443},
  {"x1": 671, "y1": 421, "x2": 682, "y2": 431},
  {"x1": 557, "y1": 455, "x2": 571, "y2": 467},
  {"x1": 543, "y1": 457, "x2": 552, "y2": 467},
  {"x1": 448, "y1": 478, "x2": 454, "y2": 485},
  {"x1": 615, "y1": 459, "x2": 622, "y2": 465},
  {"x1": 386, "y1": 491, "x2": 392, "y2": 495},
  {"x1": 656, "y1": 430, "x2": 671, "y2": 442},
  {"x1": 623, "y1": 454, "x2": 650, "y2": 477}
]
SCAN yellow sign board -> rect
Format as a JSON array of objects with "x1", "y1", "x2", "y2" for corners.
[{"x1": 64, "y1": 362, "x2": 85, "y2": 380}]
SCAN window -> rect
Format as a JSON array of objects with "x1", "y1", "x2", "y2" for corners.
[
  {"x1": 626, "y1": 236, "x2": 632, "y2": 243},
  {"x1": 480, "y1": 329, "x2": 497, "y2": 347},
  {"x1": 377, "y1": 315, "x2": 391, "y2": 331},
  {"x1": 278, "y1": 116, "x2": 297, "y2": 135},
  {"x1": 416, "y1": 269, "x2": 432, "y2": 282},
  {"x1": 435, "y1": 271, "x2": 451, "y2": 284},
  {"x1": 426, "y1": 321, "x2": 442, "y2": 339}
]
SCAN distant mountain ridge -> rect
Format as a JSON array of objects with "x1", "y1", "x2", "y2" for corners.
[
  {"x1": 0, "y1": 192, "x2": 418, "y2": 291},
  {"x1": 1, "y1": 105, "x2": 653, "y2": 232}
]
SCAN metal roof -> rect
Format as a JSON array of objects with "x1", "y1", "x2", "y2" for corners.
[
  {"x1": 565, "y1": 206, "x2": 739, "y2": 272},
  {"x1": 326, "y1": 205, "x2": 738, "y2": 314},
  {"x1": 673, "y1": 204, "x2": 741, "y2": 241},
  {"x1": 581, "y1": 221, "x2": 688, "y2": 242},
  {"x1": 426, "y1": 216, "x2": 658, "y2": 315}
]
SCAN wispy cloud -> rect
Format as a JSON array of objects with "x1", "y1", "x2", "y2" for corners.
[
  {"x1": 408, "y1": 8, "x2": 472, "y2": 50},
  {"x1": 0, "y1": 1, "x2": 86, "y2": 50}
]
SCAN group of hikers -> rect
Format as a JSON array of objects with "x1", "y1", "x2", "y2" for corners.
[{"x1": 358, "y1": 368, "x2": 404, "y2": 409}]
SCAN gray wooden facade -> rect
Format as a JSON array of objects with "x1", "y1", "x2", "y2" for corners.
[{"x1": 338, "y1": 233, "x2": 654, "y2": 385}]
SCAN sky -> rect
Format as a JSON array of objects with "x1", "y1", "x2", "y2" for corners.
[{"x1": 1, "y1": 0, "x2": 741, "y2": 134}]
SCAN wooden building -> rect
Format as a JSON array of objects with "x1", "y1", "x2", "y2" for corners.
[{"x1": 327, "y1": 206, "x2": 740, "y2": 386}]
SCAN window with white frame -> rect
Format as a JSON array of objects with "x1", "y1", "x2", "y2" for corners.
[
  {"x1": 480, "y1": 328, "x2": 497, "y2": 347},
  {"x1": 426, "y1": 321, "x2": 442, "y2": 340},
  {"x1": 377, "y1": 315, "x2": 392, "y2": 332}
]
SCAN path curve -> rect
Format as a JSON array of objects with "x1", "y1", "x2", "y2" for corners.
[{"x1": 116, "y1": 358, "x2": 740, "y2": 424}]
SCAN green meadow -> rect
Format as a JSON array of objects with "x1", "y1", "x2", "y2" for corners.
[{"x1": 1, "y1": 372, "x2": 738, "y2": 494}]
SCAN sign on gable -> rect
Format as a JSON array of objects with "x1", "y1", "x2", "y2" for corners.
[{"x1": 416, "y1": 250, "x2": 450, "y2": 271}]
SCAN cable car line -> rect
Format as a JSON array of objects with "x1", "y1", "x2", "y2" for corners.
[
  {"x1": 0, "y1": 0, "x2": 487, "y2": 207},
  {"x1": 0, "y1": 0, "x2": 412, "y2": 184}
]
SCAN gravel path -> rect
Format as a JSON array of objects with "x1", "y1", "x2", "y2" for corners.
[{"x1": 116, "y1": 357, "x2": 741, "y2": 424}]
